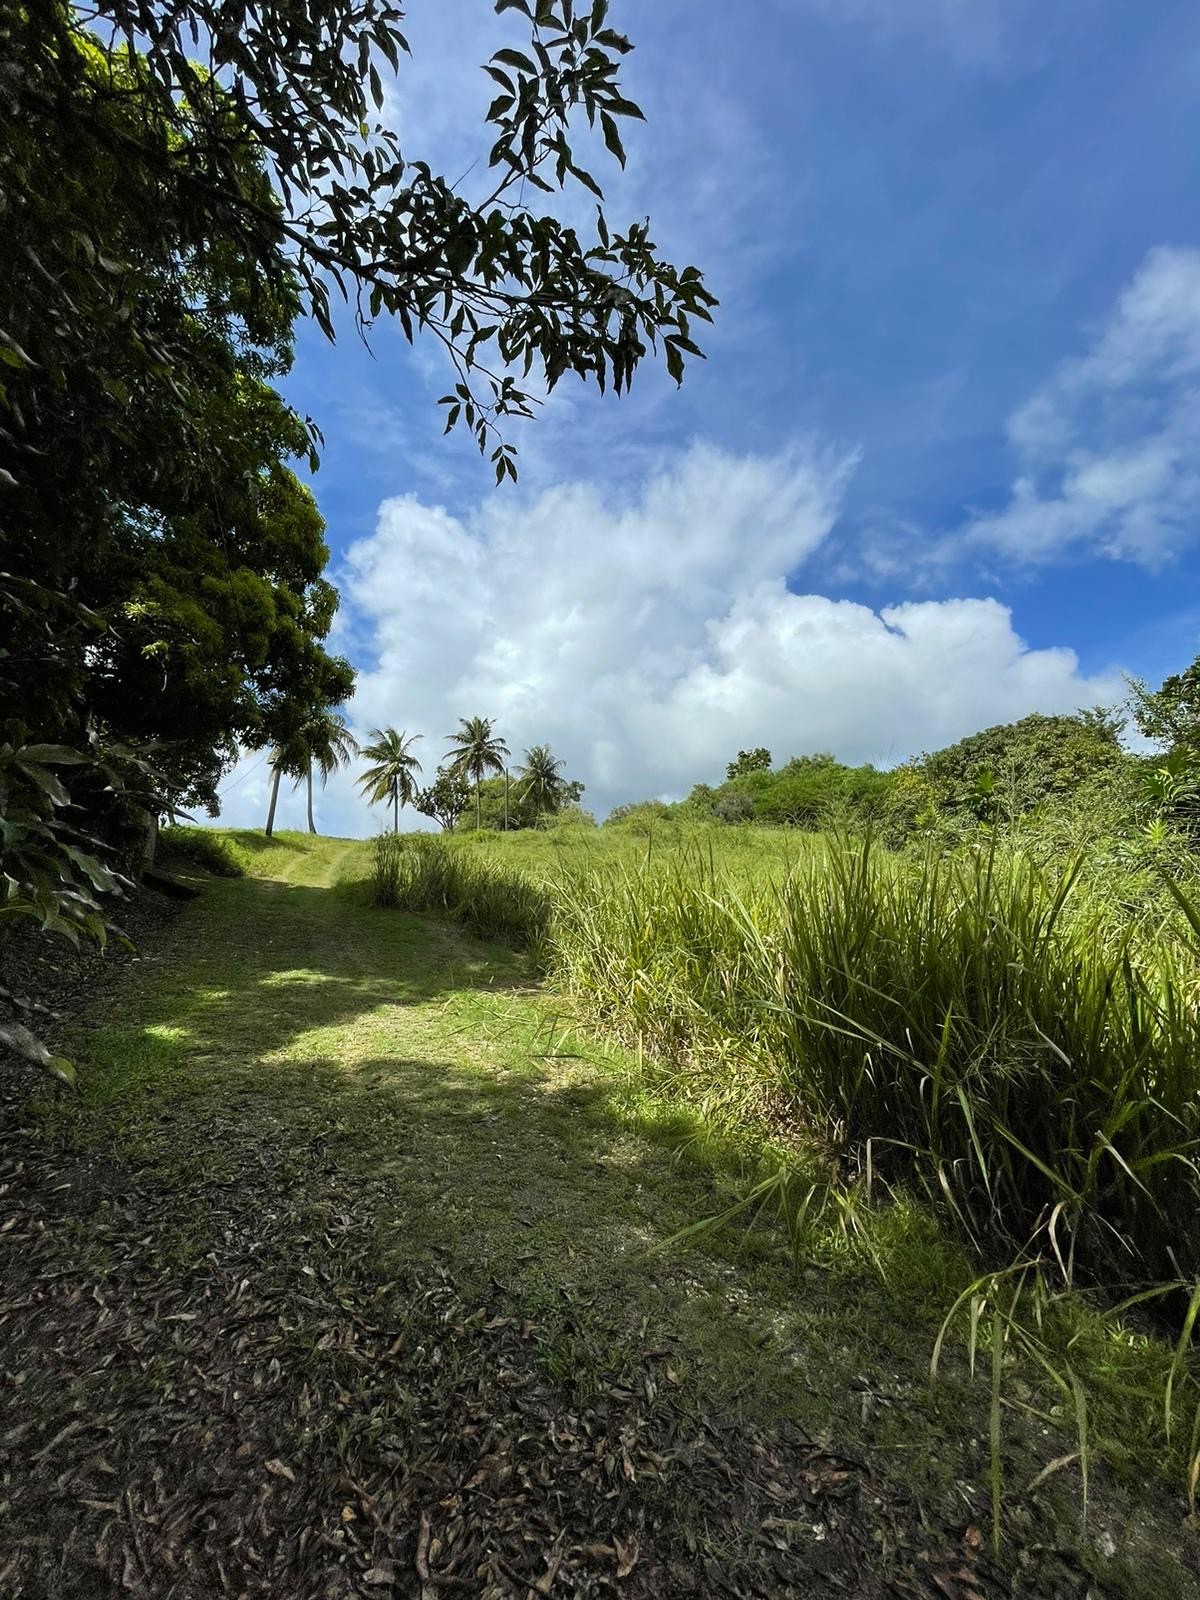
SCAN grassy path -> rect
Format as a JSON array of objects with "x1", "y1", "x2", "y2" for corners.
[{"x1": 0, "y1": 835, "x2": 1195, "y2": 1599}]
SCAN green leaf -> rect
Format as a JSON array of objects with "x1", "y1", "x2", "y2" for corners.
[
  {"x1": 0, "y1": 1020, "x2": 75, "y2": 1084},
  {"x1": 17, "y1": 744, "x2": 91, "y2": 765},
  {"x1": 492, "y1": 48, "x2": 538, "y2": 74},
  {"x1": 600, "y1": 111, "x2": 625, "y2": 167},
  {"x1": 18, "y1": 765, "x2": 70, "y2": 806}
]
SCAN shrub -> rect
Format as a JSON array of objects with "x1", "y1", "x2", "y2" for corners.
[
  {"x1": 918, "y1": 711, "x2": 1127, "y2": 824},
  {"x1": 713, "y1": 790, "x2": 755, "y2": 824},
  {"x1": 537, "y1": 804, "x2": 597, "y2": 830},
  {"x1": 158, "y1": 826, "x2": 245, "y2": 877},
  {"x1": 604, "y1": 800, "x2": 676, "y2": 833}
]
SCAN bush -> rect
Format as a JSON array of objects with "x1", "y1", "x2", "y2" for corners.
[
  {"x1": 713, "y1": 790, "x2": 755, "y2": 824},
  {"x1": 604, "y1": 800, "x2": 676, "y2": 833},
  {"x1": 538, "y1": 803, "x2": 596, "y2": 829},
  {"x1": 918, "y1": 711, "x2": 1127, "y2": 824},
  {"x1": 158, "y1": 826, "x2": 245, "y2": 877}
]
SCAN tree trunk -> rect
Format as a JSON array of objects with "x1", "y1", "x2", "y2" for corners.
[
  {"x1": 503, "y1": 769, "x2": 509, "y2": 831},
  {"x1": 475, "y1": 776, "x2": 481, "y2": 831},
  {"x1": 393, "y1": 788, "x2": 399, "y2": 834},
  {"x1": 265, "y1": 764, "x2": 282, "y2": 837},
  {"x1": 306, "y1": 765, "x2": 317, "y2": 834}
]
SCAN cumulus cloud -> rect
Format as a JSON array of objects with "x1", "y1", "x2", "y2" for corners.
[
  {"x1": 961, "y1": 246, "x2": 1200, "y2": 567},
  {"x1": 207, "y1": 441, "x2": 1122, "y2": 836}
]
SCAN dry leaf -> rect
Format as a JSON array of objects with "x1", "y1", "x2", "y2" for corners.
[{"x1": 614, "y1": 1535, "x2": 639, "y2": 1579}]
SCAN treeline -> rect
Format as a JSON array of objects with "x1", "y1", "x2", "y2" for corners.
[
  {"x1": 606, "y1": 661, "x2": 1200, "y2": 855},
  {"x1": 347, "y1": 719, "x2": 586, "y2": 837}
]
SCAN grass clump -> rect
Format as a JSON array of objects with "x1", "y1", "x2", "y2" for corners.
[
  {"x1": 367, "y1": 833, "x2": 549, "y2": 947},
  {"x1": 158, "y1": 825, "x2": 246, "y2": 877}
]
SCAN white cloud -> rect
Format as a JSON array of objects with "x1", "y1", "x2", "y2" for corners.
[
  {"x1": 209, "y1": 441, "x2": 1122, "y2": 835},
  {"x1": 957, "y1": 246, "x2": 1200, "y2": 567}
]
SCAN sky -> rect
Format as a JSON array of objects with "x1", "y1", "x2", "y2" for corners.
[{"x1": 215, "y1": 0, "x2": 1200, "y2": 835}]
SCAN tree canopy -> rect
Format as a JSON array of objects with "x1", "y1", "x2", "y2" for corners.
[
  {"x1": 415, "y1": 767, "x2": 472, "y2": 833},
  {"x1": 1130, "y1": 657, "x2": 1200, "y2": 758},
  {"x1": 4, "y1": 16, "x2": 355, "y2": 812},
  {"x1": 358, "y1": 729, "x2": 425, "y2": 833},
  {"x1": 10, "y1": 0, "x2": 714, "y2": 487}
]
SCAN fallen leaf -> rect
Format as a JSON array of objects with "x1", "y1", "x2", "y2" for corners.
[{"x1": 614, "y1": 1535, "x2": 639, "y2": 1579}]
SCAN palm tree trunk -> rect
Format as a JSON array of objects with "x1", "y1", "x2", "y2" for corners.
[
  {"x1": 393, "y1": 788, "x2": 399, "y2": 834},
  {"x1": 475, "y1": 775, "x2": 481, "y2": 831},
  {"x1": 503, "y1": 768, "x2": 509, "y2": 831},
  {"x1": 306, "y1": 764, "x2": 317, "y2": 835},
  {"x1": 265, "y1": 764, "x2": 282, "y2": 837}
]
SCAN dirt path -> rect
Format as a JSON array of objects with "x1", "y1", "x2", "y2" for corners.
[{"x1": 0, "y1": 836, "x2": 1194, "y2": 1599}]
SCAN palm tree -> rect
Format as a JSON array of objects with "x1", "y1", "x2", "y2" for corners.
[
  {"x1": 517, "y1": 743, "x2": 566, "y2": 814},
  {"x1": 265, "y1": 710, "x2": 358, "y2": 836},
  {"x1": 264, "y1": 744, "x2": 296, "y2": 838},
  {"x1": 357, "y1": 727, "x2": 424, "y2": 833},
  {"x1": 445, "y1": 716, "x2": 510, "y2": 831},
  {"x1": 299, "y1": 709, "x2": 359, "y2": 834}
]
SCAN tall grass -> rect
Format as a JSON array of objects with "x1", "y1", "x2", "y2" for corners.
[
  {"x1": 550, "y1": 837, "x2": 1200, "y2": 1287},
  {"x1": 370, "y1": 830, "x2": 1200, "y2": 1284},
  {"x1": 369, "y1": 827, "x2": 1200, "y2": 1510},
  {"x1": 367, "y1": 833, "x2": 550, "y2": 947}
]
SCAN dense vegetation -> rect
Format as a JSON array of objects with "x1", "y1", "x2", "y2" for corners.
[{"x1": 613, "y1": 709, "x2": 1150, "y2": 846}]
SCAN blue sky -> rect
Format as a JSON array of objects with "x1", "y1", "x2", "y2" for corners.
[{"x1": 217, "y1": 0, "x2": 1200, "y2": 833}]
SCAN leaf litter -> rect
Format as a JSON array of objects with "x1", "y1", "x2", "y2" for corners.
[{"x1": 0, "y1": 1115, "x2": 1004, "y2": 1600}]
